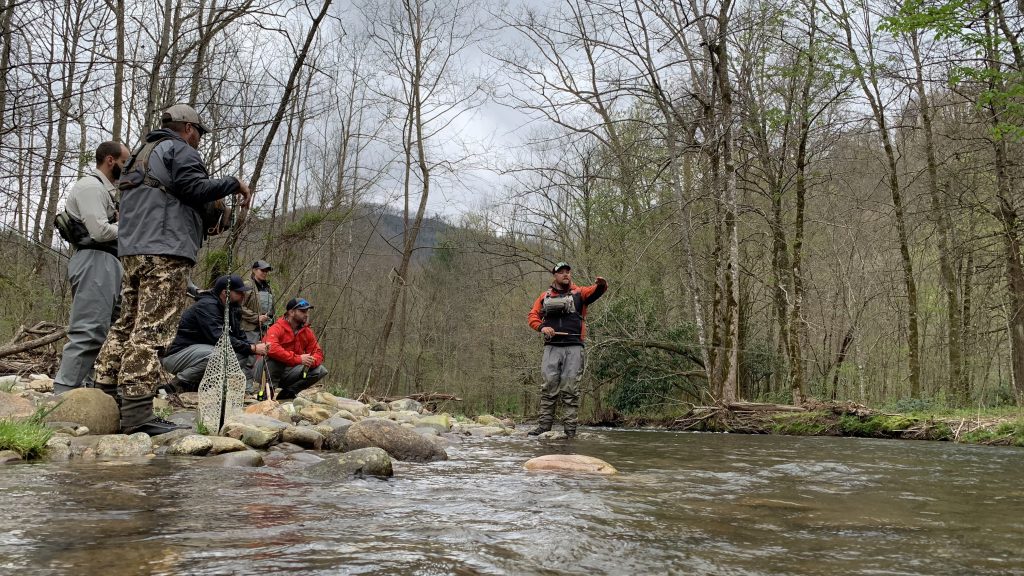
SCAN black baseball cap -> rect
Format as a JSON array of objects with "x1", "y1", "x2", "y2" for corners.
[
  {"x1": 286, "y1": 297, "x2": 314, "y2": 311},
  {"x1": 212, "y1": 274, "x2": 251, "y2": 294},
  {"x1": 252, "y1": 260, "x2": 273, "y2": 271},
  {"x1": 551, "y1": 261, "x2": 571, "y2": 274}
]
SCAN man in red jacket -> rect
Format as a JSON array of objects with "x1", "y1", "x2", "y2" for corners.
[
  {"x1": 259, "y1": 297, "x2": 327, "y2": 399},
  {"x1": 526, "y1": 262, "x2": 607, "y2": 438}
]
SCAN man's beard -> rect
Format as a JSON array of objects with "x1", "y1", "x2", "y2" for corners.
[{"x1": 111, "y1": 164, "x2": 122, "y2": 180}]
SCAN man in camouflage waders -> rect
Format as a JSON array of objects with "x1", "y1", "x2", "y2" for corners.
[{"x1": 93, "y1": 104, "x2": 251, "y2": 435}]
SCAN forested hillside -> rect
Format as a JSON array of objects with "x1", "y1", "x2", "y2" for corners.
[{"x1": 1, "y1": 0, "x2": 1022, "y2": 419}]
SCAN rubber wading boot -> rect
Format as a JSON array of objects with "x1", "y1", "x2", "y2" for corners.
[
  {"x1": 119, "y1": 391, "x2": 190, "y2": 436},
  {"x1": 52, "y1": 383, "x2": 80, "y2": 395},
  {"x1": 92, "y1": 382, "x2": 122, "y2": 409},
  {"x1": 527, "y1": 425, "x2": 552, "y2": 436}
]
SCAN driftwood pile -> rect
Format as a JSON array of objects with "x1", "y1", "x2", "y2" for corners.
[{"x1": 0, "y1": 321, "x2": 65, "y2": 376}]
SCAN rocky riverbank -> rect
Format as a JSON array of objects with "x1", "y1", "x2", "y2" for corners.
[{"x1": 0, "y1": 374, "x2": 592, "y2": 475}]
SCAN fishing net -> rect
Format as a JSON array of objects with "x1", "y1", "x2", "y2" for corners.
[{"x1": 197, "y1": 299, "x2": 246, "y2": 433}]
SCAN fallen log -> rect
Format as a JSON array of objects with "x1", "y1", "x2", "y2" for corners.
[
  {"x1": 726, "y1": 401, "x2": 806, "y2": 413},
  {"x1": 0, "y1": 326, "x2": 67, "y2": 358}
]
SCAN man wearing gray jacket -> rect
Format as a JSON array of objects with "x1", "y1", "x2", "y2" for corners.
[
  {"x1": 53, "y1": 141, "x2": 130, "y2": 394},
  {"x1": 93, "y1": 104, "x2": 251, "y2": 435}
]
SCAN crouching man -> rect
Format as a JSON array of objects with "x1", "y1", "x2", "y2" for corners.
[
  {"x1": 257, "y1": 297, "x2": 326, "y2": 400},
  {"x1": 161, "y1": 274, "x2": 269, "y2": 391}
]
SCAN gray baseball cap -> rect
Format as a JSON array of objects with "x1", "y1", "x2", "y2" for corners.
[
  {"x1": 252, "y1": 260, "x2": 273, "y2": 271},
  {"x1": 162, "y1": 104, "x2": 211, "y2": 135}
]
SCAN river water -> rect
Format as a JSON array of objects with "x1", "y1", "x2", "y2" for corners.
[{"x1": 1, "y1": 429, "x2": 1022, "y2": 575}]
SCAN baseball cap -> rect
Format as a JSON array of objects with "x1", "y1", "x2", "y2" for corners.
[
  {"x1": 212, "y1": 274, "x2": 251, "y2": 294},
  {"x1": 162, "y1": 104, "x2": 211, "y2": 135},
  {"x1": 551, "y1": 261, "x2": 571, "y2": 274},
  {"x1": 252, "y1": 260, "x2": 273, "y2": 271},
  {"x1": 286, "y1": 298, "x2": 314, "y2": 311}
]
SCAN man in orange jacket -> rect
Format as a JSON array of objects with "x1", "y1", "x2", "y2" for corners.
[
  {"x1": 526, "y1": 262, "x2": 607, "y2": 438},
  {"x1": 259, "y1": 297, "x2": 327, "y2": 399}
]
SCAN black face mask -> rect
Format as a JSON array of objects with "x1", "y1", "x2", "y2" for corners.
[{"x1": 111, "y1": 164, "x2": 122, "y2": 180}]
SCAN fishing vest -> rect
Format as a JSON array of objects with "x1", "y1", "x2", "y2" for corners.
[{"x1": 540, "y1": 287, "x2": 585, "y2": 346}]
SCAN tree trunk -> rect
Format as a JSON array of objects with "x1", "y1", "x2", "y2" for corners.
[{"x1": 909, "y1": 31, "x2": 966, "y2": 402}]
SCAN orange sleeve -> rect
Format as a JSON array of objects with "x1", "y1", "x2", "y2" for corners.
[
  {"x1": 527, "y1": 293, "x2": 545, "y2": 331},
  {"x1": 579, "y1": 282, "x2": 607, "y2": 305}
]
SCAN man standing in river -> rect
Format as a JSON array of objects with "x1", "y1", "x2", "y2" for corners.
[
  {"x1": 527, "y1": 262, "x2": 608, "y2": 438},
  {"x1": 53, "y1": 141, "x2": 130, "y2": 394},
  {"x1": 92, "y1": 104, "x2": 251, "y2": 435}
]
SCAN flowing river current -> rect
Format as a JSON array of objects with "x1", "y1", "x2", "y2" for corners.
[{"x1": 1, "y1": 429, "x2": 1022, "y2": 575}]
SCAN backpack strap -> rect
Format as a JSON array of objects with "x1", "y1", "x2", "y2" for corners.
[{"x1": 119, "y1": 136, "x2": 173, "y2": 193}]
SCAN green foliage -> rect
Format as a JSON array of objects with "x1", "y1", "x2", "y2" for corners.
[
  {"x1": 882, "y1": 0, "x2": 1023, "y2": 141},
  {"x1": 887, "y1": 397, "x2": 935, "y2": 413},
  {"x1": 325, "y1": 383, "x2": 349, "y2": 399},
  {"x1": 0, "y1": 256, "x2": 66, "y2": 339},
  {"x1": 961, "y1": 420, "x2": 1024, "y2": 446},
  {"x1": 591, "y1": 292, "x2": 704, "y2": 414},
  {"x1": 199, "y1": 249, "x2": 230, "y2": 286},
  {"x1": 0, "y1": 404, "x2": 59, "y2": 460},
  {"x1": 282, "y1": 211, "x2": 341, "y2": 240},
  {"x1": 771, "y1": 413, "x2": 831, "y2": 435},
  {"x1": 838, "y1": 414, "x2": 919, "y2": 436}
]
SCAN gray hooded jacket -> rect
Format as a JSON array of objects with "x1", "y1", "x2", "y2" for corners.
[{"x1": 118, "y1": 129, "x2": 239, "y2": 264}]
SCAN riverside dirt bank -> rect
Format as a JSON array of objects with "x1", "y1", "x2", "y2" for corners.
[{"x1": 615, "y1": 401, "x2": 1024, "y2": 448}]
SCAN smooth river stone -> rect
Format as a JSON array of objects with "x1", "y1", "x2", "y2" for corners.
[{"x1": 523, "y1": 454, "x2": 618, "y2": 475}]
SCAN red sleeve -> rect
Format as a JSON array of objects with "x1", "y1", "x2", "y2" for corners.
[
  {"x1": 307, "y1": 330, "x2": 325, "y2": 367},
  {"x1": 265, "y1": 322, "x2": 301, "y2": 366},
  {"x1": 527, "y1": 292, "x2": 545, "y2": 331}
]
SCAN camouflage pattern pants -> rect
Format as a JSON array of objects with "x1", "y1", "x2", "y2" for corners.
[
  {"x1": 537, "y1": 345, "x2": 584, "y2": 431},
  {"x1": 93, "y1": 255, "x2": 190, "y2": 398}
]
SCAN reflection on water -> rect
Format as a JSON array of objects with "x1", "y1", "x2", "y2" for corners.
[{"x1": 1, "y1": 430, "x2": 1023, "y2": 575}]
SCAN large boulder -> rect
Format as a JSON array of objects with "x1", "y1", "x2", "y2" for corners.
[
  {"x1": 345, "y1": 418, "x2": 447, "y2": 462},
  {"x1": 43, "y1": 388, "x2": 119, "y2": 434},
  {"x1": 524, "y1": 454, "x2": 617, "y2": 475},
  {"x1": 0, "y1": 375, "x2": 18, "y2": 391},
  {"x1": 303, "y1": 447, "x2": 393, "y2": 479},
  {"x1": 167, "y1": 435, "x2": 214, "y2": 456},
  {"x1": 320, "y1": 415, "x2": 354, "y2": 434},
  {"x1": 149, "y1": 428, "x2": 194, "y2": 447},
  {"x1": 25, "y1": 376, "x2": 54, "y2": 393},
  {"x1": 335, "y1": 398, "x2": 370, "y2": 418},
  {"x1": 221, "y1": 415, "x2": 289, "y2": 448},
  {"x1": 468, "y1": 426, "x2": 508, "y2": 438},
  {"x1": 389, "y1": 398, "x2": 423, "y2": 412},
  {"x1": 416, "y1": 414, "x2": 451, "y2": 433},
  {"x1": 282, "y1": 426, "x2": 324, "y2": 450},
  {"x1": 221, "y1": 423, "x2": 280, "y2": 449},
  {"x1": 0, "y1": 391, "x2": 35, "y2": 420},
  {"x1": 392, "y1": 411, "x2": 421, "y2": 425},
  {"x1": 208, "y1": 436, "x2": 249, "y2": 455},
  {"x1": 95, "y1": 433, "x2": 154, "y2": 458},
  {"x1": 244, "y1": 400, "x2": 290, "y2": 423},
  {"x1": 298, "y1": 404, "x2": 332, "y2": 424},
  {"x1": 200, "y1": 450, "x2": 264, "y2": 467},
  {"x1": 44, "y1": 436, "x2": 73, "y2": 461},
  {"x1": 475, "y1": 414, "x2": 504, "y2": 427}
]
